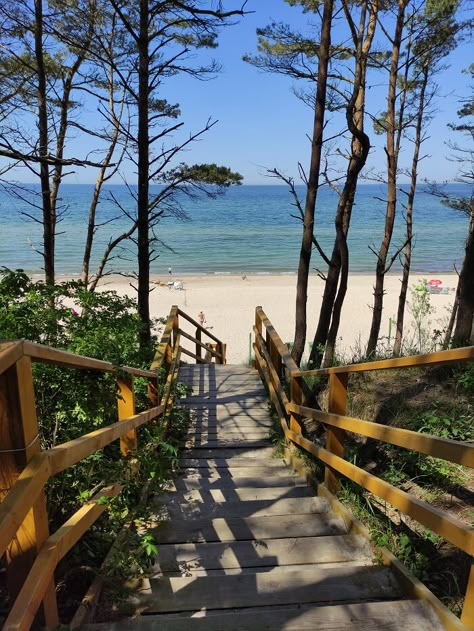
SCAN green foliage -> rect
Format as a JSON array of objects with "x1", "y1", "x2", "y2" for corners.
[
  {"x1": 0, "y1": 270, "x2": 192, "y2": 584},
  {"x1": 405, "y1": 280, "x2": 440, "y2": 354}
]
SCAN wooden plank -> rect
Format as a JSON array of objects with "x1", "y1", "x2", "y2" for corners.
[
  {"x1": 157, "y1": 534, "x2": 371, "y2": 573},
  {"x1": 146, "y1": 565, "x2": 400, "y2": 612},
  {"x1": 0, "y1": 356, "x2": 58, "y2": 627},
  {"x1": 154, "y1": 511, "x2": 347, "y2": 544},
  {"x1": 180, "y1": 458, "x2": 291, "y2": 468},
  {"x1": 177, "y1": 466, "x2": 301, "y2": 479},
  {"x1": 160, "y1": 496, "x2": 329, "y2": 520},
  {"x1": 182, "y1": 447, "x2": 275, "y2": 459},
  {"x1": 183, "y1": 439, "x2": 271, "y2": 449},
  {"x1": 172, "y1": 476, "x2": 308, "y2": 490},
  {"x1": 117, "y1": 375, "x2": 137, "y2": 456},
  {"x1": 301, "y1": 344, "x2": 474, "y2": 377},
  {"x1": 163, "y1": 485, "x2": 313, "y2": 501},
  {"x1": 286, "y1": 428, "x2": 474, "y2": 555},
  {"x1": 47, "y1": 405, "x2": 163, "y2": 475},
  {"x1": 4, "y1": 485, "x2": 121, "y2": 631},
  {"x1": 185, "y1": 429, "x2": 270, "y2": 438},
  {"x1": 287, "y1": 402, "x2": 474, "y2": 468},
  {"x1": 83, "y1": 599, "x2": 445, "y2": 630}
]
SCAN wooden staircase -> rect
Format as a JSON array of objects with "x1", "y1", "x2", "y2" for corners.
[{"x1": 87, "y1": 363, "x2": 446, "y2": 630}]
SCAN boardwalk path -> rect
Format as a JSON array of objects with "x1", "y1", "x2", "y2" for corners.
[{"x1": 92, "y1": 364, "x2": 445, "y2": 630}]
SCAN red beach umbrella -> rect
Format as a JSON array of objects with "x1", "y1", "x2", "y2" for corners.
[{"x1": 427, "y1": 279, "x2": 442, "y2": 286}]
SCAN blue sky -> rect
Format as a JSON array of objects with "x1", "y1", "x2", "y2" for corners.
[{"x1": 6, "y1": 0, "x2": 473, "y2": 185}]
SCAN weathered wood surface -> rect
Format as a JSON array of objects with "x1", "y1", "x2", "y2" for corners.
[
  {"x1": 84, "y1": 599, "x2": 445, "y2": 630},
  {"x1": 87, "y1": 363, "x2": 448, "y2": 630}
]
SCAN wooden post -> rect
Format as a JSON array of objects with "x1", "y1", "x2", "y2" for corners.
[
  {"x1": 289, "y1": 373, "x2": 303, "y2": 435},
  {"x1": 324, "y1": 372, "x2": 348, "y2": 493},
  {"x1": 461, "y1": 558, "x2": 474, "y2": 628},
  {"x1": 117, "y1": 375, "x2": 136, "y2": 456},
  {"x1": 0, "y1": 356, "x2": 58, "y2": 628},
  {"x1": 147, "y1": 377, "x2": 159, "y2": 408},
  {"x1": 254, "y1": 307, "x2": 262, "y2": 369},
  {"x1": 219, "y1": 343, "x2": 227, "y2": 365},
  {"x1": 196, "y1": 327, "x2": 202, "y2": 362},
  {"x1": 172, "y1": 310, "x2": 179, "y2": 352}
]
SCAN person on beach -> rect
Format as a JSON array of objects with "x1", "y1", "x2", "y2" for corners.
[
  {"x1": 168, "y1": 267, "x2": 172, "y2": 275},
  {"x1": 198, "y1": 311, "x2": 206, "y2": 326}
]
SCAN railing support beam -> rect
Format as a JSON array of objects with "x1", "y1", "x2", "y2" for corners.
[
  {"x1": 117, "y1": 375, "x2": 137, "y2": 456},
  {"x1": 462, "y1": 558, "x2": 474, "y2": 628},
  {"x1": 324, "y1": 372, "x2": 348, "y2": 494},
  {"x1": 0, "y1": 356, "x2": 58, "y2": 628},
  {"x1": 289, "y1": 373, "x2": 303, "y2": 435}
]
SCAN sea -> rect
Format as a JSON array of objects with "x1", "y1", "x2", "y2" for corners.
[{"x1": 0, "y1": 183, "x2": 469, "y2": 276}]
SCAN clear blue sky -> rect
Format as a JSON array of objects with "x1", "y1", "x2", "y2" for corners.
[{"x1": 7, "y1": 0, "x2": 473, "y2": 185}]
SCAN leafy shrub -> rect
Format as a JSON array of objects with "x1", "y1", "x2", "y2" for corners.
[{"x1": 0, "y1": 270, "x2": 185, "y2": 592}]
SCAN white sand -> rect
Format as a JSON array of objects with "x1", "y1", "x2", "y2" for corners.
[{"x1": 100, "y1": 272, "x2": 457, "y2": 365}]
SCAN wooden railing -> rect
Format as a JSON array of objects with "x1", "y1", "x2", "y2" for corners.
[
  {"x1": 172, "y1": 307, "x2": 226, "y2": 365},
  {"x1": 254, "y1": 306, "x2": 474, "y2": 631},
  {"x1": 0, "y1": 304, "x2": 220, "y2": 630}
]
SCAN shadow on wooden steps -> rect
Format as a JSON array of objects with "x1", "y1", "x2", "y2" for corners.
[{"x1": 80, "y1": 364, "x2": 449, "y2": 631}]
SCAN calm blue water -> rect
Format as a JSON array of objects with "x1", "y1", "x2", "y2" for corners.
[{"x1": 0, "y1": 183, "x2": 468, "y2": 275}]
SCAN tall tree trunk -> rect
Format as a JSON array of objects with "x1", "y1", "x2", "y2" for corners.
[
  {"x1": 453, "y1": 210, "x2": 474, "y2": 345},
  {"x1": 310, "y1": 0, "x2": 377, "y2": 367},
  {"x1": 323, "y1": 1, "x2": 373, "y2": 367},
  {"x1": 292, "y1": 0, "x2": 333, "y2": 365},
  {"x1": 393, "y1": 65, "x2": 428, "y2": 356},
  {"x1": 35, "y1": 0, "x2": 54, "y2": 284},
  {"x1": 137, "y1": 0, "x2": 151, "y2": 349},
  {"x1": 366, "y1": 0, "x2": 408, "y2": 357}
]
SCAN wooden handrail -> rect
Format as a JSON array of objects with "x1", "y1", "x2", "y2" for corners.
[
  {"x1": 178, "y1": 328, "x2": 223, "y2": 358},
  {"x1": 301, "y1": 346, "x2": 474, "y2": 377},
  {"x1": 254, "y1": 307, "x2": 474, "y2": 627},
  {"x1": 4, "y1": 484, "x2": 122, "y2": 630},
  {"x1": 287, "y1": 403, "x2": 474, "y2": 468},
  {"x1": 255, "y1": 306, "x2": 300, "y2": 374},
  {"x1": 0, "y1": 340, "x2": 157, "y2": 379},
  {"x1": 176, "y1": 307, "x2": 222, "y2": 345}
]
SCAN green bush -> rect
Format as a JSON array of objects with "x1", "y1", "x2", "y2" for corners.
[{"x1": 0, "y1": 270, "x2": 182, "y2": 582}]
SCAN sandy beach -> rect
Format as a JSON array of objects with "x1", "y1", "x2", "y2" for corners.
[{"x1": 99, "y1": 272, "x2": 457, "y2": 365}]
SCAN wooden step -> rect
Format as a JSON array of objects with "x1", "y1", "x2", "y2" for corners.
[
  {"x1": 185, "y1": 428, "x2": 270, "y2": 437},
  {"x1": 171, "y1": 475, "x2": 307, "y2": 490},
  {"x1": 182, "y1": 439, "x2": 271, "y2": 449},
  {"x1": 177, "y1": 466, "x2": 298, "y2": 477},
  {"x1": 158, "y1": 496, "x2": 329, "y2": 520},
  {"x1": 180, "y1": 458, "x2": 289, "y2": 468},
  {"x1": 164, "y1": 486, "x2": 313, "y2": 501},
  {"x1": 145, "y1": 566, "x2": 401, "y2": 613},
  {"x1": 182, "y1": 447, "x2": 275, "y2": 459},
  {"x1": 156, "y1": 534, "x2": 373, "y2": 573},
  {"x1": 154, "y1": 511, "x2": 347, "y2": 544},
  {"x1": 185, "y1": 410, "x2": 273, "y2": 421},
  {"x1": 83, "y1": 599, "x2": 445, "y2": 630}
]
